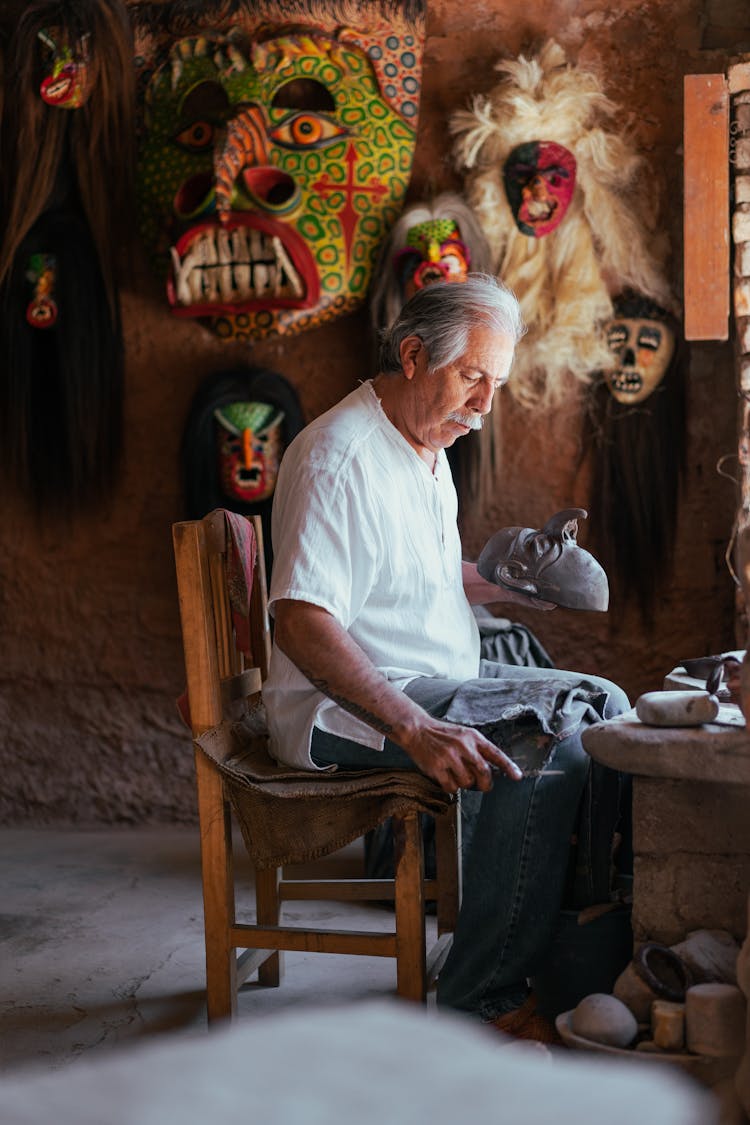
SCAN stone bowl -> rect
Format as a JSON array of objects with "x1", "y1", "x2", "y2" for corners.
[{"x1": 555, "y1": 1010, "x2": 729, "y2": 1084}]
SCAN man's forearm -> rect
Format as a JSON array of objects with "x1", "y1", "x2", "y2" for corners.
[
  {"x1": 272, "y1": 599, "x2": 428, "y2": 745},
  {"x1": 461, "y1": 560, "x2": 556, "y2": 610},
  {"x1": 272, "y1": 598, "x2": 522, "y2": 792},
  {"x1": 462, "y1": 560, "x2": 507, "y2": 605}
]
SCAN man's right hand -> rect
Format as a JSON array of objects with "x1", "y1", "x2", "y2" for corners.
[{"x1": 396, "y1": 715, "x2": 523, "y2": 794}]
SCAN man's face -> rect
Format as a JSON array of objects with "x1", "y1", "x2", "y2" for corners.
[
  {"x1": 604, "y1": 315, "x2": 675, "y2": 403},
  {"x1": 402, "y1": 324, "x2": 514, "y2": 453},
  {"x1": 503, "y1": 141, "x2": 577, "y2": 237},
  {"x1": 136, "y1": 28, "x2": 419, "y2": 341}
]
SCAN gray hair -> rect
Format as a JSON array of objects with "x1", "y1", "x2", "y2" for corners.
[{"x1": 378, "y1": 273, "x2": 525, "y2": 375}]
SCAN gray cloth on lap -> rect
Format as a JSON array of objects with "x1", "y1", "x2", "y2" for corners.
[
  {"x1": 402, "y1": 661, "x2": 611, "y2": 777},
  {"x1": 447, "y1": 660, "x2": 611, "y2": 741},
  {"x1": 473, "y1": 605, "x2": 554, "y2": 669}
]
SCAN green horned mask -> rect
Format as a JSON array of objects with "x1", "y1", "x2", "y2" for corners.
[{"x1": 133, "y1": 0, "x2": 425, "y2": 341}]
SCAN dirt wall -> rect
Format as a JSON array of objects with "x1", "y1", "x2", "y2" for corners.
[{"x1": 0, "y1": 0, "x2": 744, "y2": 822}]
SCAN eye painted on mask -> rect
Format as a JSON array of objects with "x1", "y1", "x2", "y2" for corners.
[
  {"x1": 606, "y1": 323, "x2": 629, "y2": 351},
  {"x1": 440, "y1": 240, "x2": 470, "y2": 277},
  {"x1": 637, "y1": 327, "x2": 662, "y2": 351},
  {"x1": 174, "y1": 119, "x2": 216, "y2": 152},
  {"x1": 173, "y1": 80, "x2": 230, "y2": 153},
  {"x1": 544, "y1": 170, "x2": 565, "y2": 187},
  {"x1": 268, "y1": 112, "x2": 347, "y2": 150}
]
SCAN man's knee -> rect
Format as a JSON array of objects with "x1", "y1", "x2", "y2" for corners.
[
  {"x1": 596, "y1": 677, "x2": 630, "y2": 719},
  {"x1": 548, "y1": 729, "x2": 591, "y2": 781}
]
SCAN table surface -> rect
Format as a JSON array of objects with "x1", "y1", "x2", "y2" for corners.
[{"x1": 582, "y1": 666, "x2": 750, "y2": 783}]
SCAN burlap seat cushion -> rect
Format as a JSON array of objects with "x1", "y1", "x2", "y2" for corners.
[{"x1": 195, "y1": 709, "x2": 452, "y2": 869}]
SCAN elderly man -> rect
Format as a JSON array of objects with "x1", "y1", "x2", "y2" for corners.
[{"x1": 263, "y1": 274, "x2": 629, "y2": 1039}]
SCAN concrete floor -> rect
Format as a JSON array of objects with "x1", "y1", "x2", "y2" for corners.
[
  {"x1": 0, "y1": 825, "x2": 426, "y2": 1075},
  {"x1": 0, "y1": 827, "x2": 733, "y2": 1125}
]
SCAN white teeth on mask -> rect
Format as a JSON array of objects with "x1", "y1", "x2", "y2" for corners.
[
  {"x1": 199, "y1": 236, "x2": 221, "y2": 302},
  {"x1": 611, "y1": 370, "x2": 644, "y2": 393},
  {"x1": 171, "y1": 226, "x2": 305, "y2": 304},
  {"x1": 271, "y1": 236, "x2": 303, "y2": 297},
  {"x1": 526, "y1": 200, "x2": 553, "y2": 219},
  {"x1": 250, "y1": 229, "x2": 264, "y2": 260},
  {"x1": 230, "y1": 227, "x2": 249, "y2": 259}
]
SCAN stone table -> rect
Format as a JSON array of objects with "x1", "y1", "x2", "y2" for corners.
[{"x1": 582, "y1": 685, "x2": 750, "y2": 947}]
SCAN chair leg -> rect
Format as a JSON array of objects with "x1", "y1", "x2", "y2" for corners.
[
  {"x1": 195, "y1": 751, "x2": 237, "y2": 1022},
  {"x1": 435, "y1": 800, "x2": 462, "y2": 936},
  {"x1": 255, "y1": 866, "x2": 284, "y2": 987},
  {"x1": 393, "y1": 811, "x2": 427, "y2": 1002}
]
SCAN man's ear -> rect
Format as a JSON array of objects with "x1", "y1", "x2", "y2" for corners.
[{"x1": 399, "y1": 335, "x2": 422, "y2": 380}]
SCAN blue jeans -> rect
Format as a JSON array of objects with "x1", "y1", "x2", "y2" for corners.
[{"x1": 311, "y1": 665, "x2": 630, "y2": 1021}]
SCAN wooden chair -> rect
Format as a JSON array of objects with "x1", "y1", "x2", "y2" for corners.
[{"x1": 172, "y1": 509, "x2": 461, "y2": 1021}]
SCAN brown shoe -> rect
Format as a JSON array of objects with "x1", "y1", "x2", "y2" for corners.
[{"x1": 491, "y1": 994, "x2": 563, "y2": 1046}]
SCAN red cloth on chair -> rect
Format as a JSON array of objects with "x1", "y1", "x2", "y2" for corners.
[
  {"x1": 176, "y1": 510, "x2": 257, "y2": 727},
  {"x1": 222, "y1": 510, "x2": 257, "y2": 661}
]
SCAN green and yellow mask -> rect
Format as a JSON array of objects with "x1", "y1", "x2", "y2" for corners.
[{"x1": 133, "y1": 0, "x2": 424, "y2": 340}]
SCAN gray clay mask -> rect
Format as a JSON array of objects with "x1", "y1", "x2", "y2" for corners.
[{"x1": 477, "y1": 508, "x2": 609, "y2": 611}]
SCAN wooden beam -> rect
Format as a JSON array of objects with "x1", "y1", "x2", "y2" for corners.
[
  {"x1": 279, "y1": 878, "x2": 439, "y2": 901},
  {"x1": 229, "y1": 923, "x2": 398, "y2": 956},
  {"x1": 684, "y1": 74, "x2": 729, "y2": 340}
]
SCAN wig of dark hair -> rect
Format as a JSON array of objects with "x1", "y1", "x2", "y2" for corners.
[
  {"x1": 0, "y1": 206, "x2": 124, "y2": 514},
  {"x1": 582, "y1": 301, "x2": 688, "y2": 628},
  {"x1": 0, "y1": 0, "x2": 134, "y2": 514},
  {"x1": 0, "y1": 0, "x2": 136, "y2": 309},
  {"x1": 181, "y1": 366, "x2": 305, "y2": 575}
]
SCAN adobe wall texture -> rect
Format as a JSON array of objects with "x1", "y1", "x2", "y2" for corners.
[{"x1": 0, "y1": 0, "x2": 746, "y2": 822}]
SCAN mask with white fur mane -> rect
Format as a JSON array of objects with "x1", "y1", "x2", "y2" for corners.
[{"x1": 451, "y1": 39, "x2": 673, "y2": 412}]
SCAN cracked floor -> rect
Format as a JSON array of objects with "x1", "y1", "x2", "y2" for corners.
[
  {"x1": 0, "y1": 826, "x2": 418, "y2": 1075},
  {"x1": 0, "y1": 829, "x2": 724, "y2": 1125}
]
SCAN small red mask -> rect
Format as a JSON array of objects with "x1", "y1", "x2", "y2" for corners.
[
  {"x1": 503, "y1": 140, "x2": 577, "y2": 237},
  {"x1": 38, "y1": 30, "x2": 91, "y2": 110}
]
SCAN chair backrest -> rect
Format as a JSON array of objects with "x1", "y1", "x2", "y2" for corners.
[{"x1": 173, "y1": 510, "x2": 271, "y2": 738}]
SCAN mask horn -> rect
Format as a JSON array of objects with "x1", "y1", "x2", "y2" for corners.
[{"x1": 542, "y1": 508, "x2": 587, "y2": 540}]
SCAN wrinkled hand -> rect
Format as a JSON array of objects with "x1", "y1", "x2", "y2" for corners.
[{"x1": 400, "y1": 718, "x2": 523, "y2": 795}]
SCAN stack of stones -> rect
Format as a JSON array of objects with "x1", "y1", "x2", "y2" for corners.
[{"x1": 569, "y1": 930, "x2": 745, "y2": 1062}]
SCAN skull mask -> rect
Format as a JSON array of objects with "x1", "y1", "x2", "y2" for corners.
[{"x1": 604, "y1": 296, "x2": 676, "y2": 404}]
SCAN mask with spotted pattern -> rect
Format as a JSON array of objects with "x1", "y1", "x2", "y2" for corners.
[{"x1": 133, "y1": 0, "x2": 425, "y2": 341}]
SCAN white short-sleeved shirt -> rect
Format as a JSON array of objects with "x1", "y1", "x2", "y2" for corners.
[{"x1": 263, "y1": 380, "x2": 480, "y2": 769}]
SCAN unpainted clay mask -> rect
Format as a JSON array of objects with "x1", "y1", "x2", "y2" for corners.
[{"x1": 477, "y1": 508, "x2": 609, "y2": 611}]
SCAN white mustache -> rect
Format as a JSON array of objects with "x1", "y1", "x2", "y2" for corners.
[{"x1": 447, "y1": 411, "x2": 483, "y2": 431}]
